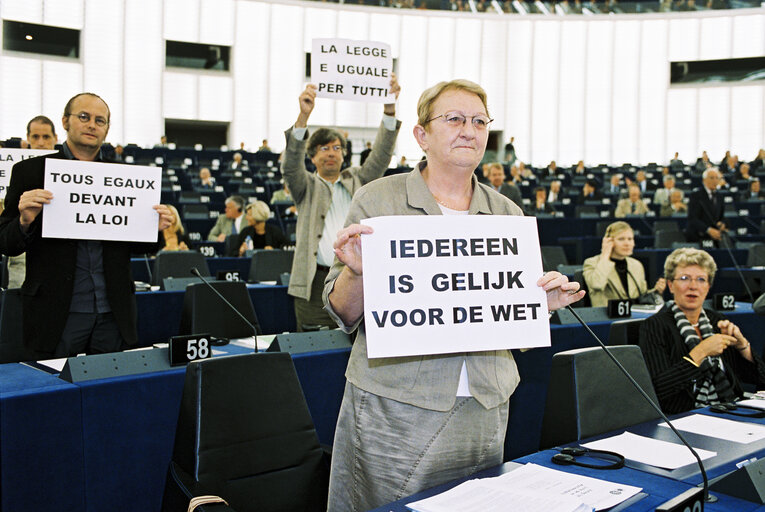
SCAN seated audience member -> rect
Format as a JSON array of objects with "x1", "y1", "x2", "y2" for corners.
[
  {"x1": 751, "y1": 148, "x2": 765, "y2": 172},
  {"x1": 257, "y1": 139, "x2": 271, "y2": 152},
  {"x1": 669, "y1": 152, "x2": 684, "y2": 169},
  {"x1": 740, "y1": 178, "x2": 765, "y2": 201},
  {"x1": 520, "y1": 164, "x2": 536, "y2": 182},
  {"x1": 605, "y1": 174, "x2": 623, "y2": 197},
  {"x1": 158, "y1": 205, "x2": 192, "y2": 252},
  {"x1": 695, "y1": 151, "x2": 711, "y2": 173},
  {"x1": 228, "y1": 152, "x2": 248, "y2": 171},
  {"x1": 615, "y1": 184, "x2": 650, "y2": 217},
  {"x1": 113, "y1": 144, "x2": 124, "y2": 162},
  {"x1": 583, "y1": 221, "x2": 665, "y2": 307},
  {"x1": 547, "y1": 180, "x2": 563, "y2": 203},
  {"x1": 638, "y1": 248, "x2": 765, "y2": 414},
  {"x1": 540, "y1": 160, "x2": 557, "y2": 179},
  {"x1": 487, "y1": 162, "x2": 522, "y2": 207},
  {"x1": 653, "y1": 174, "x2": 682, "y2": 207},
  {"x1": 733, "y1": 162, "x2": 752, "y2": 182},
  {"x1": 530, "y1": 186, "x2": 555, "y2": 215},
  {"x1": 207, "y1": 195, "x2": 247, "y2": 242},
  {"x1": 572, "y1": 160, "x2": 586, "y2": 176},
  {"x1": 236, "y1": 201, "x2": 288, "y2": 256},
  {"x1": 198, "y1": 167, "x2": 214, "y2": 189},
  {"x1": 660, "y1": 189, "x2": 688, "y2": 216},
  {"x1": 508, "y1": 164, "x2": 523, "y2": 185},
  {"x1": 720, "y1": 153, "x2": 738, "y2": 175},
  {"x1": 633, "y1": 169, "x2": 654, "y2": 195},
  {"x1": 577, "y1": 179, "x2": 604, "y2": 204}
]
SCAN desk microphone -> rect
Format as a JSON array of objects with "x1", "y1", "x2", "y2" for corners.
[
  {"x1": 720, "y1": 231, "x2": 755, "y2": 303},
  {"x1": 143, "y1": 253, "x2": 153, "y2": 285},
  {"x1": 190, "y1": 267, "x2": 259, "y2": 353},
  {"x1": 564, "y1": 305, "x2": 716, "y2": 505}
]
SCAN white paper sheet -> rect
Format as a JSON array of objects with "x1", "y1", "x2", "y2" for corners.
[
  {"x1": 583, "y1": 432, "x2": 716, "y2": 469},
  {"x1": 734, "y1": 399, "x2": 765, "y2": 410},
  {"x1": 406, "y1": 463, "x2": 640, "y2": 512},
  {"x1": 658, "y1": 413, "x2": 765, "y2": 443}
]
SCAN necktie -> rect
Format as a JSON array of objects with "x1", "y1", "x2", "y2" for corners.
[
  {"x1": 632, "y1": 202, "x2": 637, "y2": 214},
  {"x1": 231, "y1": 220, "x2": 238, "y2": 235}
]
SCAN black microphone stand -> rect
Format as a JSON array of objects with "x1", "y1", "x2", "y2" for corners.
[
  {"x1": 564, "y1": 305, "x2": 716, "y2": 504},
  {"x1": 190, "y1": 267, "x2": 259, "y2": 353}
]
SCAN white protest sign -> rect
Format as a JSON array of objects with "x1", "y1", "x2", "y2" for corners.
[
  {"x1": 0, "y1": 149, "x2": 57, "y2": 200},
  {"x1": 361, "y1": 215, "x2": 550, "y2": 359},
  {"x1": 311, "y1": 38, "x2": 394, "y2": 103},
  {"x1": 42, "y1": 159, "x2": 161, "y2": 242}
]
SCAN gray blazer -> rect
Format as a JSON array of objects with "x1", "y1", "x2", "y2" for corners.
[
  {"x1": 281, "y1": 120, "x2": 400, "y2": 301},
  {"x1": 323, "y1": 164, "x2": 525, "y2": 411},
  {"x1": 206, "y1": 214, "x2": 247, "y2": 241}
]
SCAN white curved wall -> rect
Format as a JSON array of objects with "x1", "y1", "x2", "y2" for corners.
[{"x1": 0, "y1": 0, "x2": 763, "y2": 166}]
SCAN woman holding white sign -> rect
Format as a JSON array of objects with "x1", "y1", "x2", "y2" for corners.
[{"x1": 322, "y1": 79, "x2": 585, "y2": 511}]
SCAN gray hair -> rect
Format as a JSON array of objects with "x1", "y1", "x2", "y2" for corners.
[{"x1": 664, "y1": 247, "x2": 717, "y2": 285}]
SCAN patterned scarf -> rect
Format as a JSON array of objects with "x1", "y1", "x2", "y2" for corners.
[{"x1": 669, "y1": 300, "x2": 736, "y2": 407}]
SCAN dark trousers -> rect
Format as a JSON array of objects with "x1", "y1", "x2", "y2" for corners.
[
  {"x1": 54, "y1": 312, "x2": 125, "y2": 357},
  {"x1": 293, "y1": 267, "x2": 336, "y2": 332}
]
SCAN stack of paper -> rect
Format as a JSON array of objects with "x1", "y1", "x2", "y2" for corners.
[{"x1": 406, "y1": 463, "x2": 641, "y2": 512}]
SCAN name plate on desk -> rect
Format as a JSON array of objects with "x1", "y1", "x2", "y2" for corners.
[
  {"x1": 170, "y1": 334, "x2": 212, "y2": 366},
  {"x1": 714, "y1": 293, "x2": 735, "y2": 311},
  {"x1": 216, "y1": 270, "x2": 241, "y2": 282},
  {"x1": 198, "y1": 245, "x2": 217, "y2": 257},
  {"x1": 607, "y1": 299, "x2": 632, "y2": 318}
]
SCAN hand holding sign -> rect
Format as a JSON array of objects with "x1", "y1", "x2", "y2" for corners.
[
  {"x1": 537, "y1": 271, "x2": 585, "y2": 311},
  {"x1": 295, "y1": 84, "x2": 317, "y2": 128},
  {"x1": 334, "y1": 223, "x2": 374, "y2": 276},
  {"x1": 154, "y1": 204, "x2": 174, "y2": 231},
  {"x1": 19, "y1": 189, "x2": 53, "y2": 231},
  {"x1": 383, "y1": 73, "x2": 400, "y2": 116}
]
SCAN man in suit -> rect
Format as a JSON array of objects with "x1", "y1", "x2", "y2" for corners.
[
  {"x1": 547, "y1": 180, "x2": 563, "y2": 203},
  {"x1": 686, "y1": 168, "x2": 726, "y2": 245},
  {"x1": 530, "y1": 186, "x2": 555, "y2": 215},
  {"x1": 487, "y1": 162, "x2": 522, "y2": 208},
  {"x1": 653, "y1": 174, "x2": 683, "y2": 207},
  {"x1": 577, "y1": 179, "x2": 604, "y2": 204},
  {"x1": 0, "y1": 92, "x2": 173, "y2": 357},
  {"x1": 207, "y1": 195, "x2": 247, "y2": 241},
  {"x1": 614, "y1": 184, "x2": 650, "y2": 217},
  {"x1": 739, "y1": 178, "x2": 765, "y2": 202},
  {"x1": 605, "y1": 174, "x2": 623, "y2": 197},
  {"x1": 282, "y1": 75, "x2": 401, "y2": 331}
]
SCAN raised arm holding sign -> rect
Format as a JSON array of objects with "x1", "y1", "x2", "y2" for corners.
[
  {"x1": 0, "y1": 92, "x2": 172, "y2": 359},
  {"x1": 322, "y1": 79, "x2": 585, "y2": 512},
  {"x1": 281, "y1": 67, "x2": 401, "y2": 332}
]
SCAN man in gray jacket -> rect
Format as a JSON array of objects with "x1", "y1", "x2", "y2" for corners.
[{"x1": 281, "y1": 75, "x2": 401, "y2": 330}]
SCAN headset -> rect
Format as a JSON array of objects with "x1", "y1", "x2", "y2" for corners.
[
  {"x1": 709, "y1": 402, "x2": 765, "y2": 418},
  {"x1": 551, "y1": 446, "x2": 625, "y2": 470}
]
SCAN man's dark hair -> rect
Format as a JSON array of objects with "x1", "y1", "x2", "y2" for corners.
[
  {"x1": 534, "y1": 186, "x2": 545, "y2": 194},
  {"x1": 26, "y1": 115, "x2": 56, "y2": 137},
  {"x1": 306, "y1": 128, "x2": 346, "y2": 158},
  {"x1": 585, "y1": 179, "x2": 599, "y2": 188},
  {"x1": 63, "y1": 92, "x2": 111, "y2": 123},
  {"x1": 226, "y1": 195, "x2": 246, "y2": 212}
]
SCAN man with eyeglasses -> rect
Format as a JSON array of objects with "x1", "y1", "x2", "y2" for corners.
[
  {"x1": 685, "y1": 167, "x2": 726, "y2": 246},
  {"x1": 281, "y1": 74, "x2": 401, "y2": 331},
  {"x1": 0, "y1": 92, "x2": 173, "y2": 358}
]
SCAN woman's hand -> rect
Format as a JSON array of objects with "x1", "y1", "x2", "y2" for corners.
[
  {"x1": 689, "y1": 333, "x2": 738, "y2": 363},
  {"x1": 600, "y1": 236, "x2": 614, "y2": 260},
  {"x1": 333, "y1": 224, "x2": 373, "y2": 276},
  {"x1": 538, "y1": 272, "x2": 586, "y2": 311},
  {"x1": 653, "y1": 277, "x2": 666, "y2": 294}
]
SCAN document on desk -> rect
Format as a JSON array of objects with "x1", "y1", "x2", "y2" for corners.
[
  {"x1": 583, "y1": 432, "x2": 716, "y2": 470},
  {"x1": 406, "y1": 463, "x2": 640, "y2": 512},
  {"x1": 658, "y1": 414, "x2": 765, "y2": 443}
]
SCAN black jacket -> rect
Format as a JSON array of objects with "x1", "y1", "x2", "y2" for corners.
[
  {"x1": 0, "y1": 151, "x2": 159, "y2": 352},
  {"x1": 638, "y1": 305, "x2": 765, "y2": 414}
]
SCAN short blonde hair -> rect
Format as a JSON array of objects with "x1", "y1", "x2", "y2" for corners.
[
  {"x1": 167, "y1": 204, "x2": 184, "y2": 234},
  {"x1": 246, "y1": 200, "x2": 271, "y2": 223},
  {"x1": 417, "y1": 79, "x2": 489, "y2": 127},
  {"x1": 664, "y1": 247, "x2": 717, "y2": 284},
  {"x1": 604, "y1": 221, "x2": 632, "y2": 238}
]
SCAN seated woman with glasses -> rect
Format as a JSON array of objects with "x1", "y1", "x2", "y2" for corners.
[
  {"x1": 236, "y1": 201, "x2": 288, "y2": 256},
  {"x1": 638, "y1": 247, "x2": 765, "y2": 414}
]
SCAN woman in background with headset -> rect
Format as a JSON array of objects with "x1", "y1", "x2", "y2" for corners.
[{"x1": 583, "y1": 221, "x2": 666, "y2": 307}]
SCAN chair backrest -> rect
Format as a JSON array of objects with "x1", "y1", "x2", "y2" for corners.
[
  {"x1": 607, "y1": 317, "x2": 646, "y2": 346},
  {"x1": 152, "y1": 251, "x2": 210, "y2": 287},
  {"x1": 595, "y1": 220, "x2": 611, "y2": 237},
  {"x1": 539, "y1": 345, "x2": 660, "y2": 449},
  {"x1": 167, "y1": 352, "x2": 328, "y2": 511},
  {"x1": 248, "y1": 249, "x2": 294, "y2": 283},
  {"x1": 179, "y1": 281, "x2": 261, "y2": 339},
  {"x1": 572, "y1": 269, "x2": 590, "y2": 308},
  {"x1": 747, "y1": 243, "x2": 765, "y2": 267},
  {"x1": 541, "y1": 246, "x2": 568, "y2": 272},
  {"x1": 182, "y1": 204, "x2": 209, "y2": 220},
  {"x1": 653, "y1": 220, "x2": 680, "y2": 234},
  {"x1": 654, "y1": 229, "x2": 686, "y2": 248}
]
